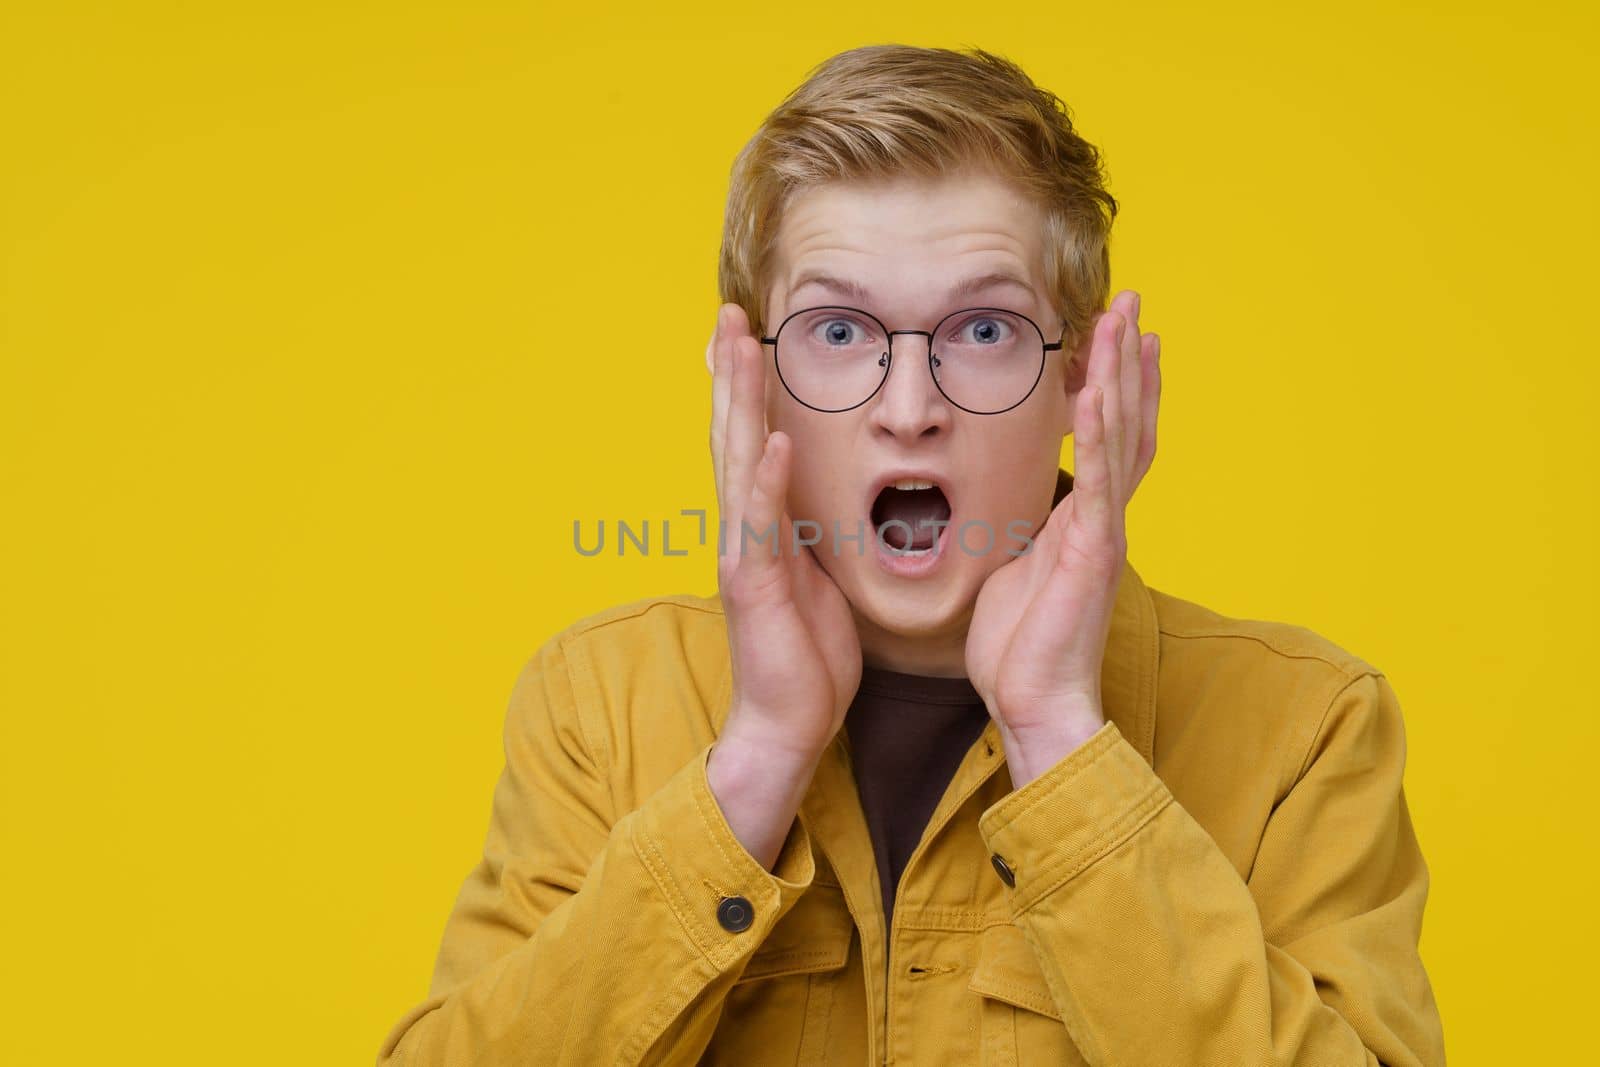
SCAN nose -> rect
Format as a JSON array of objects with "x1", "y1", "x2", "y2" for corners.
[{"x1": 868, "y1": 331, "x2": 952, "y2": 442}]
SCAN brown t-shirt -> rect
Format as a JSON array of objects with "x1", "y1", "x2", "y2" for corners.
[
  {"x1": 842, "y1": 467, "x2": 1072, "y2": 934},
  {"x1": 843, "y1": 665, "x2": 991, "y2": 936}
]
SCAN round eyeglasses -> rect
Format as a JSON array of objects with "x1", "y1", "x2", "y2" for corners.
[{"x1": 759, "y1": 305, "x2": 1063, "y2": 415}]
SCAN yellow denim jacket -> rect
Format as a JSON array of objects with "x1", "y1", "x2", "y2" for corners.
[{"x1": 377, "y1": 554, "x2": 1446, "y2": 1066}]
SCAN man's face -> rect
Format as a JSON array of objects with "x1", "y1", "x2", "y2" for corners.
[{"x1": 763, "y1": 168, "x2": 1080, "y2": 662}]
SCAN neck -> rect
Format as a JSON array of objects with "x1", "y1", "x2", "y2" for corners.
[{"x1": 853, "y1": 610, "x2": 971, "y2": 678}]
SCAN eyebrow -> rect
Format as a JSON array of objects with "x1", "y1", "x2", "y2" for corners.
[{"x1": 788, "y1": 270, "x2": 1037, "y2": 306}]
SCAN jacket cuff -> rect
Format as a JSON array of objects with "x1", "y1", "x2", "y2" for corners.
[
  {"x1": 633, "y1": 741, "x2": 817, "y2": 969},
  {"x1": 977, "y1": 720, "x2": 1173, "y2": 915}
]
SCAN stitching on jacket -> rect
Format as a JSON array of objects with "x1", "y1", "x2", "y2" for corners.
[
  {"x1": 893, "y1": 906, "x2": 996, "y2": 932},
  {"x1": 1290, "y1": 670, "x2": 1381, "y2": 784},
  {"x1": 1155, "y1": 624, "x2": 1375, "y2": 675},
  {"x1": 617, "y1": 952, "x2": 720, "y2": 1066},
  {"x1": 1014, "y1": 782, "x2": 1174, "y2": 914},
  {"x1": 555, "y1": 633, "x2": 613, "y2": 786},
  {"x1": 631, "y1": 810, "x2": 717, "y2": 963},
  {"x1": 972, "y1": 974, "x2": 1060, "y2": 1018},
  {"x1": 689, "y1": 754, "x2": 744, "y2": 885},
  {"x1": 742, "y1": 946, "x2": 844, "y2": 978},
  {"x1": 986, "y1": 724, "x2": 1122, "y2": 835},
  {"x1": 564, "y1": 595, "x2": 725, "y2": 640}
]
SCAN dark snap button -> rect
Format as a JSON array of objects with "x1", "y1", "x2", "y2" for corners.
[
  {"x1": 717, "y1": 895, "x2": 754, "y2": 932},
  {"x1": 990, "y1": 854, "x2": 1016, "y2": 888}
]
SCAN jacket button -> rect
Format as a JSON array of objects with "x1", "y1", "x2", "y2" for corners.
[
  {"x1": 717, "y1": 895, "x2": 754, "y2": 932},
  {"x1": 990, "y1": 854, "x2": 1016, "y2": 887}
]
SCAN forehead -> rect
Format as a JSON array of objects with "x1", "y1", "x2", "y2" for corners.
[{"x1": 769, "y1": 170, "x2": 1047, "y2": 314}]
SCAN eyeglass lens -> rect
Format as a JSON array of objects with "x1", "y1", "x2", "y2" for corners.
[{"x1": 772, "y1": 306, "x2": 1046, "y2": 414}]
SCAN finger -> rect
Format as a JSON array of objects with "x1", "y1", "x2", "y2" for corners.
[
  {"x1": 710, "y1": 305, "x2": 732, "y2": 510},
  {"x1": 737, "y1": 303, "x2": 772, "y2": 442},
  {"x1": 1088, "y1": 308, "x2": 1126, "y2": 506},
  {"x1": 1117, "y1": 291, "x2": 1145, "y2": 497},
  {"x1": 1068, "y1": 384, "x2": 1120, "y2": 560},
  {"x1": 1029, "y1": 464, "x2": 1078, "y2": 566},
  {"x1": 738, "y1": 430, "x2": 794, "y2": 593},
  {"x1": 724, "y1": 311, "x2": 765, "y2": 536},
  {"x1": 1134, "y1": 332, "x2": 1160, "y2": 486},
  {"x1": 1021, "y1": 385, "x2": 1119, "y2": 663}
]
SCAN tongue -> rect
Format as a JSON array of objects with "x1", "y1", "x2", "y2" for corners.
[{"x1": 875, "y1": 487, "x2": 951, "y2": 551}]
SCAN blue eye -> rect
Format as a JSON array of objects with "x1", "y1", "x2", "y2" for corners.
[
  {"x1": 956, "y1": 315, "x2": 1014, "y2": 345},
  {"x1": 813, "y1": 317, "x2": 869, "y2": 347}
]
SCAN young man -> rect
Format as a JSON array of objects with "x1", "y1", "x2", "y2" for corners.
[{"x1": 378, "y1": 45, "x2": 1445, "y2": 1066}]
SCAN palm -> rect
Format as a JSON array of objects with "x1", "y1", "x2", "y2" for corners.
[
  {"x1": 963, "y1": 291, "x2": 1161, "y2": 732},
  {"x1": 709, "y1": 301, "x2": 864, "y2": 760},
  {"x1": 717, "y1": 510, "x2": 861, "y2": 753},
  {"x1": 965, "y1": 490, "x2": 1077, "y2": 711}
]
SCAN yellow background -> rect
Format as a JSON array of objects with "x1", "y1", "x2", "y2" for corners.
[{"x1": 3, "y1": 2, "x2": 1594, "y2": 1062}]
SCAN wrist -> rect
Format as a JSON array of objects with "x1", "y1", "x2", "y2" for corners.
[
  {"x1": 706, "y1": 731, "x2": 821, "y2": 872},
  {"x1": 717, "y1": 708, "x2": 833, "y2": 769},
  {"x1": 710, "y1": 727, "x2": 822, "y2": 787},
  {"x1": 996, "y1": 700, "x2": 1105, "y2": 788}
]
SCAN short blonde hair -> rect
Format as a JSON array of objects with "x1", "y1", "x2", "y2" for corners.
[{"x1": 718, "y1": 44, "x2": 1119, "y2": 350}]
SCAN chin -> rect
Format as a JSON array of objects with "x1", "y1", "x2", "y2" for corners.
[{"x1": 838, "y1": 559, "x2": 980, "y2": 641}]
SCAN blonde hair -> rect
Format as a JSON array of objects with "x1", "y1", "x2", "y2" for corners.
[{"x1": 718, "y1": 44, "x2": 1119, "y2": 350}]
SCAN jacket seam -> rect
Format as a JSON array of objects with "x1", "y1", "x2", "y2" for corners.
[
  {"x1": 563, "y1": 595, "x2": 725, "y2": 641},
  {"x1": 632, "y1": 806, "x2": 720, "y2": 965},
  {"x1": 616, "y1": 951, "x2": 718, "y2": 1065},
  {"x1": 688, "y1": 747, "x2": 763, "y2": 902},
  {"x1": 555, "y1": 632, "x2": 614, "y2": 795},
  {"x1": 1156, "y1": 627, "x2": 1373, "y2": 674},
  {"x1": 1012, "y1": 782, "x2": 1173, "y2": 915},
  {"x1": 971, "y1": 974, "x2": 1061, "y2": 1019},
  {"x1": 983, "y1": 723, "x2": 1121, "y2": 837},
  {"x1": 1290, "y1": 669, "x2": 1382, "y2": 783}
]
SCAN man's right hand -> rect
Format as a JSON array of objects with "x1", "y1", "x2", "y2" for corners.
[{"x1": 704, "y1": 302, "x2": 862, "y2": 868}]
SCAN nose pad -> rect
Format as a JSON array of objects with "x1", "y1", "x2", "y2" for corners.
[
  {"x1": 872, "y1": 332, "x2": 949, "y2": 434},
  {"x1": 885, "y1": 333, "x2": 939, "y2": 392}
]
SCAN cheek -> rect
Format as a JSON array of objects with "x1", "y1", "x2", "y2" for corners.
[
  {"x1": 958, "y1": 419, "x2": 1066, "y2": 522},
  {"x1": 1043, "y1": 356, "x2": 1078, "y2": 435},
  {"x1": 770, "y1": 411, "x2": 854, "y2": 516},
  {"x1": 990, "y1": 409, "x2": 1068, "y2": 470},
  {"x1": 764, "y1": 375, "x2": 781, "y2": 426}
]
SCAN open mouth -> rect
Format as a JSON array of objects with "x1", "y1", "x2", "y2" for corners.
[{"x1": 871, "y1": 480, "x2": 952, "y2": 553}]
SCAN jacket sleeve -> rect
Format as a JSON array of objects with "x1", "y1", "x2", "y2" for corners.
[
  {"x1": 377, "y1": 632, "x2": 817, "y2": 1066},
  {"x1": 976, "y1": 670, "x2": 1446, "y2": 1066}
]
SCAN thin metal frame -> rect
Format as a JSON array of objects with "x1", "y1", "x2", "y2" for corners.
[{"x1": 759, "y1": 304, "x2": 1064, "y2": 415}]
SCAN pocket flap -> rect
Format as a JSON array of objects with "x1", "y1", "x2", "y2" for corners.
[
  {"x1": 967, "y1": 921, "x2": 1061, "y2": 1021},
  {"x1": 738, "y1": 882, "x2": 855, "y2": 982}
]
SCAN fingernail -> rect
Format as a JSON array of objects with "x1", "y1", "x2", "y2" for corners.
[
  {"x1": 1131, "y1": 292, "x2": 1141, "y2": 319},
  {"x1": 1152, "y1": 334, "x2": 1161, "y2": 360}
]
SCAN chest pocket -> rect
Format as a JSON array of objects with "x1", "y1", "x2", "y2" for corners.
[
  {"x1": 700, "y1": 881, "x2": 856, "y2": 1066},
  {"x1": 967, "y1": 921, "x2": 1087, "y2": 1067}
]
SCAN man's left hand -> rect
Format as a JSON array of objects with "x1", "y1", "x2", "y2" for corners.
[{"x1": 964, "y1": 289, "x2": 1161, "y2": 788}]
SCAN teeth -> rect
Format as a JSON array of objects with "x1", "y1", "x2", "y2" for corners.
[{"x1": 891, "y1": 479, "x2": 936, "y2": 490}]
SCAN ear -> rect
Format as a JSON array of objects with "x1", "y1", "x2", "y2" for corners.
[{"x1": 1056, "y1": 322, "x2": 1095, "y2": 435}]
